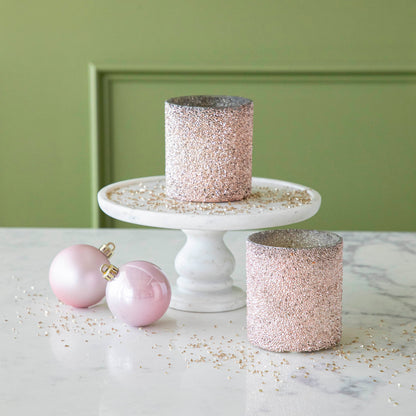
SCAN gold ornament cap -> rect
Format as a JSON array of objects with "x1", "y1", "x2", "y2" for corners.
[
  {"x1": 101, "y1": 263, "x2": 119, "y2": 281},
  {"x1": 99, "y1": 242, "x2": 115, "y2": 258}
]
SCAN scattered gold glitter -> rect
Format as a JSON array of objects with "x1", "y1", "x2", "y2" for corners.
[
  {"x1": 107, "y1": 179, "x2": 312, "y2": 216},
  {"x1": 6, "y1": 236, "x2": 416, "y2": 405}
]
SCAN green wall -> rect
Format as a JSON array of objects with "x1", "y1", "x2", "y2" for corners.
[{"x1": 1, "y1": 1, "x2": 415, "y2": 230}]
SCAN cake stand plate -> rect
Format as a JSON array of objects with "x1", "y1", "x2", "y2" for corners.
[{"x1": 98, "y1": 176, "x2": 321, "y2": 312}]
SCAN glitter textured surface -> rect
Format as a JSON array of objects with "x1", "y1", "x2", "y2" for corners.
[
  {"x1": 165, "y1": 95, "x2": 253, "y2": 202},
  {"x1": 106, "y1": 178, "x2": 312, "y2": 216},
  {"x1": 246, "y1": 230, "x2": 343, "y2": 352}
]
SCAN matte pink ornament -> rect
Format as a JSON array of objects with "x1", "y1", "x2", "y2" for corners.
[
  {"x1": 49, "y1": 243, "x2": 115, "y2": 308},
  {"x1": 102, "y1": 261, "x2": 171, "y2": 327}
]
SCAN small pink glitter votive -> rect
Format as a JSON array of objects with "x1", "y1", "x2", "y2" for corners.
[
  {"x1": 246, "y1": 229, "x2": 343, "y2": 352},
  {"x1": 165, "y1": 95, "x2": 253, "y2": 202}
]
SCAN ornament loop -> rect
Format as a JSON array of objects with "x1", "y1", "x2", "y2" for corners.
[
  {"x1": 101, "y1": 263, "x2": 119, "y2": 281},
  {"x1": 99, "y1": 242, "x2": 116, "y2": 258}
]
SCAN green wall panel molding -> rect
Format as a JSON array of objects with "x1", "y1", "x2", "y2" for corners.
[{"x1": 90, "y1": 64, "x2": 416, "y2": 230}]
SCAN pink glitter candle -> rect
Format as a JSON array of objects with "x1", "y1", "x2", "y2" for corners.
[
  {"x1": 165, "y1": 95, "x2": 253, "y2": 202},
  {"x1": 246, "y1": 229, "x2": 343, "y2": 352}
]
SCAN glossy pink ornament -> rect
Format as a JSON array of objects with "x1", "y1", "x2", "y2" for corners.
[
  {"x1": 101, "y1": 260, "x2": 171, "y2": 327},
  {"x1": 49, "y1": 243, "x2": 115, "y2": 308}
]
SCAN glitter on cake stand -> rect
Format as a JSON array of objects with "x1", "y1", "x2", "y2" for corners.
[{"x1": 97, "y1": 176, "x2": 321, "y2": 313}]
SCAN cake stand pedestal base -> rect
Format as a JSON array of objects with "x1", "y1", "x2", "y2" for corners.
[
  {"x1": 171, "y1": 230, "x2": 246, "y2": 312},
  {"x1": 98, "y1": 176, "x2": 321, "y2": 313}
]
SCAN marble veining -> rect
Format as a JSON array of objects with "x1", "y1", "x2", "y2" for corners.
[{"x1": 0, "y1": 229, "x2": 415, "y2": 415}]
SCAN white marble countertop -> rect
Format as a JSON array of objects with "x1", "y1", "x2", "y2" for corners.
[{"x1": 1, "y1": 228, "x2": 415, "y2": 415}]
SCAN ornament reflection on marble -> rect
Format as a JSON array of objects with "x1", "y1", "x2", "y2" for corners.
[
  {"x1": 101, "y1": 260, "x2": 171, "y2": 327},
  {"x1": 49, "y1": 243, "x2": 115, "y2": 308}
]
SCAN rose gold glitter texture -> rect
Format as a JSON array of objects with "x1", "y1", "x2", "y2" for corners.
[
  {"x1": 165, "y1": 95, "x2": 253, "y2": 202},
  {"x1": 246, "y1": 229, "x2": 343, "y2": 352}
]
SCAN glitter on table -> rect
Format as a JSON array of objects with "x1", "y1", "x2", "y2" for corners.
[{"x1": 106, "y1": 178, "x2": 313, "y2": 216}]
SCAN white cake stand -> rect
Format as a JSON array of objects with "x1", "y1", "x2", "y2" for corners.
[{"x1": 98, "y1": 176, "x2": 321, "y2": 312}]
